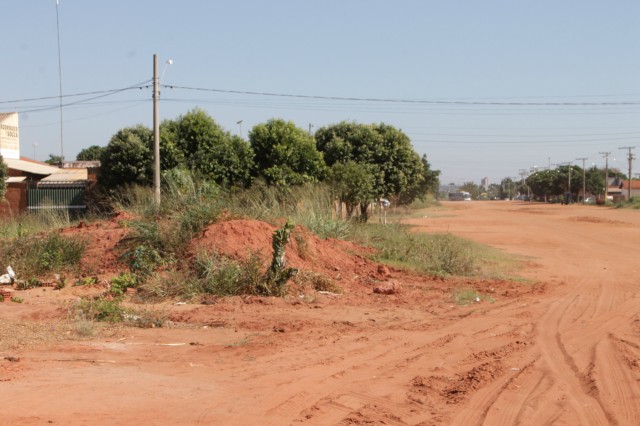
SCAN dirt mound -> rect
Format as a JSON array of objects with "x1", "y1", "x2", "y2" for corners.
[
  {"x1": 190, "y1": 219, "x2": 384, "y2": 288},
  {"x1": 60, "y1": 213, "x2": 131, "y2": 275}
]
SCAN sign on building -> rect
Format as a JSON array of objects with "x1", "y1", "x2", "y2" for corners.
[{"x1": 0, "y1": 112, "x2": 20, "y2": 160}]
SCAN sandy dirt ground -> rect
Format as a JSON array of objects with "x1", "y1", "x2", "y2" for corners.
[{"x1": 1, "y1": 201, "x2": 640, "y2": 425}]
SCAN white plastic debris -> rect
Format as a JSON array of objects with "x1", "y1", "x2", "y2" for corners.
[{"x1": 0, "y1": 266, "x2": 14, "y2": 285}]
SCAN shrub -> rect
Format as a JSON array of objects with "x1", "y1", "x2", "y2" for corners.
[
  {"x1": 110, "y1": 273, "x2": 138, "y2": 297},
  {"x1": 74, "y1": 297, "x2": 125, "y2": 323},
  {"x1": 138, "y1": 270, "x2": 201, "y2": 301},
  {"x1": 193, "y1": 251, "x2": 264, "y2": 296}
]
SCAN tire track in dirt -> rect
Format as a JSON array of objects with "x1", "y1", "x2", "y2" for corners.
[{"x1": 423, "y1": 203, "x2": 640, "y2": 425}]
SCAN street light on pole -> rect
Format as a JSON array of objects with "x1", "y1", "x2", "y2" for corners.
[
  {"x1": 576, "y1": 157, "x2": 588, "y2": 202},
  {"x1": 153, "y1": 54, "x2": 161, "y2": 204},
  {"x1": 152, "y1": 56, "x2": 173, "y2": 205},
  {"x1": 237, "y1": 120, "x2": 243, "y2": 138}
]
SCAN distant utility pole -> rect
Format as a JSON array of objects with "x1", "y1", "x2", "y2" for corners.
[
  {"x1": 576, "y1": 157, "x2": 588, "y2": 202},
  {"x1": 619, "y1": 146, "x2": 635, "y2": 200},
  {"x1": 566, "y1": 162, "x2": 572, "y2": 193},
  {"x1": 153, "y1": 54, "x2": 161, "y2": 204},
  {"x1": 55, "y1": 0, "x2": 64, "y2": 162},
  {"x1": 600, "y1": 152, "x2": 612, "y2": 199},
  {"x1": 519, "y1": 169, "x2": 528, "y2": 199}
]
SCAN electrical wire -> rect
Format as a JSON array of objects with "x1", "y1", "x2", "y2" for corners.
[
  {"x1": 0, "y1": 80, "x2": 151, "y2": 106},
  {"x1": 162, "y1": 84, "x2": 640, "y2": 106}
]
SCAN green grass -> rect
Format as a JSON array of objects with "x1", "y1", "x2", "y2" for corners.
[
  {"x1": 614, "y1": 197, "x2": 640, "y2": 209},
  {"x1": 0, "y1": 232, "x2": 87, "y2": 277},
  {"x1": 347, "y1": 223, "x2": 478, "y2": 276},
  {"x1": 451, "y1": 287, "x2": 495, "y2": 305}
]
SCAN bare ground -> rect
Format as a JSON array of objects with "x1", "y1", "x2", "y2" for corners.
[{"x1": 1, "y1": 201, "x2": 640, "y2": 425}]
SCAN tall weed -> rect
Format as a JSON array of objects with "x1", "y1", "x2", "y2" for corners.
[
  {"x1": 349, "y1": 223, "x2": 477, "y2": 276},
  {"x1": 0, "y1": 233, "x2": 87, "y2": 276}
]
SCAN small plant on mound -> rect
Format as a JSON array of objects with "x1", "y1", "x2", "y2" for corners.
[
  {"x1": 263, "y1": 221, "x2": 298, "y2": 295},
  {"x1": 109, "y1": 272, "x2": 138, "y2": 297},
  {"x1": 118, "y1": 221, "x2": 166, "y2": 276}
]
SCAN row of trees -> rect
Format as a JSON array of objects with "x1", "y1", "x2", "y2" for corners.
[
  {"x1": 79, "y1": 109, "x2": 440, "y2": 220},
  {"x1": 503, "y1": 165, "x2": 624, "y2": 201}
]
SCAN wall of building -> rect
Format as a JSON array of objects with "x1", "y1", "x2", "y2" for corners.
[{"x1": 0, "y1": 183, "x2": 27, "y2": 216}]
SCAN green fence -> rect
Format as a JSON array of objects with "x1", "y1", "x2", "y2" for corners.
[{"x1": 27, "y1": 186, "x2": 86, "y2": 212}]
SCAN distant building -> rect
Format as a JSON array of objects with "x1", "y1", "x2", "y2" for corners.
[
  {"x1": 1, "y1": 113, "x2": 99, "y2": 216},
  {"x1": 481, "y1": 177, "x2": 489, "y2": 191}
]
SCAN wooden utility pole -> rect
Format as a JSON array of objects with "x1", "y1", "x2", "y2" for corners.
[
  {"x1": 153, "y1": 54, "x2": 161, "y2": 204},
  {"x1": 619, "y1": 146, "x2": 635, "y2": 200},
  {"x1": 576, "y1": 157, "x2": 588, "y2": 202},
  {"x1": 600, "y1": 152, "x2": 611, "y2": 200}
]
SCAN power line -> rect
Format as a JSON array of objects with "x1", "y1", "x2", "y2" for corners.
[
  {"x1": 412, "y1": 136, "x2": 639, "y2": 145},
  {"x1": 161, "y1": 84, "x2": 640, "y2": 107},
  {"x1": 0, "y1": 81, "x2": 151, "y2": 105},
  {"x1": 0, "y1": 82, "x2": 151, "y2": 114}
]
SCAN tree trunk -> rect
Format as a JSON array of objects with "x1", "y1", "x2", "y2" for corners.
[{"x1": 359, "y1": 202, "x2": 369, "y2": 222}]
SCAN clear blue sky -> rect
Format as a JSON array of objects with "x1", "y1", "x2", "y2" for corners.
[{"x1": 2, "y1": 1, "x2": 639, "y2": 185}]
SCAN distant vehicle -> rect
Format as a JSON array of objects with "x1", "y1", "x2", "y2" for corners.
[
  {"x1": 449, "y1": 191, "x2": 471, "y2": 201},
  {"x1": 379, "y1": 198, "x2": 391, "y2": 207},
  {"x1": 584, "y1": 197, "x2": 595, "y2": 204}
]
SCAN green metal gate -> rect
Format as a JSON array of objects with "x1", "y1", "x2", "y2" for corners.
[{"x1": 27, "y1": 185, "x2": 87, "y2": 212}]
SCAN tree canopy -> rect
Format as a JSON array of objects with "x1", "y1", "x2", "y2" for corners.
[
  {"x1": 161, "y1": 108, "x2": 255, "y2": 187},
  {"x1": 315, "y1": 122, "x2": 432, "y2": 204},
  {"x1": 76, "y1": 145, "x2": 106, "y2": 161},
  {"x1": 249, "y1": 119, "x2": 325, "y2": 186},
  {"x1": 99, "y1": 125, "x2": 153, "y2": 190},
  {"x1": 328, "y1": 161, "x2": 380, "y2": 220},
  {"x1": 45, "y1": 154, "x2": 63, "y2": 166}
]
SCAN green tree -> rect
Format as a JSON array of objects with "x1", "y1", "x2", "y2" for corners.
[
  {"x1": 487, "y1": 183, "x2": 501, "y2": 200},
  {"x1": 399, "y1": 154, "x2": 441, "y2": 204},
  {"x1": 162, "y1": 109, "x2": 255, "y2": 187},
  {"x1": 527, "y1": 170, "x2": 557, "y2": 200},
  {"x1": 328, "y1": 161, "x2": 379, "y2": 220},
  {"x1": 0, "y1": 153, "x2": 7, "y2": 200},
  {"x1": 459, "y1": 182, "x2": 481, "y2": 199},
  {"x1": 315, "y1": 121, "x2": 432, "y2": 204},
  {"x1": 76, "y1": 145, "x2": 105, "y2": 161},
  {"x1": 249, "y1": 119, "x2": 325, "y2": 186},
  {"x1": 99, "y1": 125, "x2": 153, "y2": 190},
  {"x1": 45, "y1": 154, "x2": 63, "y2": 165},
  {"x1": 585, "y1": 166, "x2": 605, "y2": 196}
]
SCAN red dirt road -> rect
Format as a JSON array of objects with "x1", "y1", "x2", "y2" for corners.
[{"x1": 2, "y1": 201, "x2": 640, "y2": 425}]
